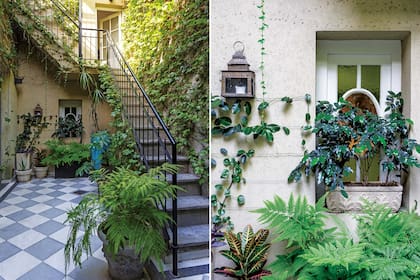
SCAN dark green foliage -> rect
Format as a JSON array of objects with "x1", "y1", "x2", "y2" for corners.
[
  {"x1": 52, "y1": 116, "x2": 83, "y2": 139},
  {"x1": 255, "y1": 195, "x2": 420, "y2": 280},
  {"x1": 212, "y1": 148, "x2": 254, "y2": 232},
  {"x1": 16, "y1": 113, "x2": 51, "y2": 152},
  {"x1": 288, "y1": 92, "x2": 420, "y2": 191},
  {"x1": 98, "y1": 66, "x2": 140, "y2": 170},
  {"x1": 212, "y1": 97, "x2": 286, "y2": 142},
  {"x1": 214, "y1": 225, "x2": 271, "y2": 280},
  {"x1": 41, "y1": 140, "x2": 90, "y2": 167},
  {"x1": 64, "y1": 163, "x2": 181, "y2": 272}
]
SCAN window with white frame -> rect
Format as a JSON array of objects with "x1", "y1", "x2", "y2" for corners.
[{"x1": 57, "y1": 100, "x2": 83, "y2": 138}]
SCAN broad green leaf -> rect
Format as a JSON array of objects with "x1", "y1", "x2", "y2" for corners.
[{"x1": 258, "y1": 101, "x2": 269, "y2": 111}]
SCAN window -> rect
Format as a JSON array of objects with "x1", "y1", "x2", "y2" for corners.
[
  {"x1": 316, "y1": 40, "x2": 401, "y2": 192},
  {"x1": 57, "y1": 100, "x2": 83, "y2": 138}
]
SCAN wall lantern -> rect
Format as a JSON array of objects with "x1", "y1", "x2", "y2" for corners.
[
  {"x1": 221, "y1": 41, "x2": 255, "y2": 98},
  {"x1": 14, "y1": 76, "x2": 24, "y2": 84},
  {"x1": 34, "y1": 104, "x2": 43, "y2": 117}
]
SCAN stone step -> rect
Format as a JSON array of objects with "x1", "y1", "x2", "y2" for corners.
[
  {"x1": 172, "y1": 173, "x2": 202, "y2": 196},
  {"x1": 166, "y1": 196, "x2": 208, "y2": 227}
]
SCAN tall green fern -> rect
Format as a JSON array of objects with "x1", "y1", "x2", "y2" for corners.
[
  {"x1": 256, "y1": 195, "x2": 420, "y2": 280},
  {"x1": 64, "y1": 163, "x2": 182, "y2": 273},
  {"x1": 253, "y1": 194, "x2": 335, "y2": 249}
]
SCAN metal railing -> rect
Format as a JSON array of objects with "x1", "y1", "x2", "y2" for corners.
[{"x1": 14, "y1": 0, "x2": 180, "y2": 276}]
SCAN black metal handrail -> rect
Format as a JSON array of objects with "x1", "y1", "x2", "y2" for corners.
[{"x1": 15, "y1": 0, "x2": 180, "y2": 276}]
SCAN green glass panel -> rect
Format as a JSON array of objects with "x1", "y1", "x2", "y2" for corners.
[
  {"x1": 361, "y1": 65, "x2": 380, "y2": 102},
  {"x1": 343, "y1": 158, "x2": 356, "y2": 182},
  {"x1": 338, "y1": 65, "x2": 357, "y2": 99}
]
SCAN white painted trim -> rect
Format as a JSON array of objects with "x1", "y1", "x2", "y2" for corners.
[
  {"x1": 317, "y1": 40, "x2": 401, "y2": 110},
  {"x1": 342, "y1": 88, "x2": 381, "y2": 116}
]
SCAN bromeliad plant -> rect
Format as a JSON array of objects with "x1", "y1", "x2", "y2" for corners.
[
  {"x1": 214, "y1": 224, "x2": 271, "y2": 280},
  {"x1": 288, "y1": 91, "x2": 420, "y2": 195}
]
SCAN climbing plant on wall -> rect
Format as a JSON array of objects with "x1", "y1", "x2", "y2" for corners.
[
  {"x1": 0, "y1": 1, "x2": 16, "y2": 77},
  {"x1": 123, "y1": 0, "x2": 209, "y2": 182}
]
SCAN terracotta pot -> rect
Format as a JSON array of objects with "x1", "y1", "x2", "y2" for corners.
[
  {"x1": 326, "y1": 183, "x2": 403, "y2": 212},
  {"x1": 98, "y1": 229, "x2": 145, "y2": 280}
]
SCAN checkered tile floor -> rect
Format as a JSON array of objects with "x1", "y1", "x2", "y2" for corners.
[{"x1": 0, "y1": 178, "x2": 111, "y2": 280}]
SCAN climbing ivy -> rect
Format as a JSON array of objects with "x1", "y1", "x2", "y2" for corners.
[
  {"x1": 0, "y1": 1, "x2": 16, "y2": 76},
  {"x1": 98, "y1": 66, "x2": 141, "y2": 170},
  {"x1": 122, "y1": 0, "x2": 209, "y2": 182}
]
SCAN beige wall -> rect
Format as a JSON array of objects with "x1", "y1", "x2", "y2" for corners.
[
  {"x1": 10, "y1": 51, "x2": 113, "y2": 175},
  {"x1": 211, "y1": 0, "x2": 420, "y2": 272},
  {"x1": 1, "y1": 71, "x2": 18, "y2": 180}
]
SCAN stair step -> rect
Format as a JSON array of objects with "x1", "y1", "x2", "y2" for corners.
[
  {"x1": 177, "y1": 224, "x2": 209, "y2": 248},
  {"x1": 165, "y1": 196, "x2": 208, "y2": 227},
  {"x1": 167, "y1": 195, "x2": 208, "y2": 211}
]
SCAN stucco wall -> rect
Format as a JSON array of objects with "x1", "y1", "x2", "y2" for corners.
[{"x1": 211, "y1": 0, "x2": 420, "y2": 273}]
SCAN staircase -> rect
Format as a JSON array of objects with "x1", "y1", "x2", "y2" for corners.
[{"x1": 11, "y1": 0, "x2": 209, "y2": 277}]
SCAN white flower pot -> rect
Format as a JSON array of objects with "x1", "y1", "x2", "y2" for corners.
[
  {"x1": 326, "y1": 183, "x2": 403, "y2": 212},
  {"x1": 16, "y1": 169, "x2": 32, "y2": 182},
  {"x1": 34, "y1": 166, "x2": 49, "y2": 178}
]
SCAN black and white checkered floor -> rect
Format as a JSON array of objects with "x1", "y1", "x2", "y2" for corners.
[
  {"x1": 0, "y1": 178, "x2": 111, "y2": 280},
  {"x1": 0, "y1": 178, "x2": 209, "y2": 280}
]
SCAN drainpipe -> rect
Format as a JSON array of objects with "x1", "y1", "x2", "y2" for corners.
[{"x1": 78, "y1": 0, "x2": 82, "y2": 59}]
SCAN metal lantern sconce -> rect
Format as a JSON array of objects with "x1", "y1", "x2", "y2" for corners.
[
  {"x1": 221, "y1": 41, "x2": 255, "y2": 98},
  {"x1": 34, "y1": 104, "x2": 43, "y2": 117}
]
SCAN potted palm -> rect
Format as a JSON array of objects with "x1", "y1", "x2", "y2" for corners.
[
  {"x1": 288, "y1": 91, "x2": 420, "y2": 212},
  {"x1": 64, "y1": 163, "x2": 181, "y2": 279}
]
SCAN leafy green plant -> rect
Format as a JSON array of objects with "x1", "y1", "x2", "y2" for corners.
[
  {"x1": 288, "y1": 91, "x2": 420, "y2": 194},
  {"x1": 212, "y1": 148, "x2": 254, "y2": 233},
  {"x1": 123, "y1": 0, "x2": 208, "y2": 182},
  {"x1": 98, "y1": 66, "x2": 140, "y2": 170},
  {"x1": 255, "y1": 194, "x2": 420, "y2": 279},
  {"x1": 214, "y1": 225, "x2": 271, "y2": 280},
  {"x1": 41, "y1": 140, "x2": 90, "y2": 167},
  {"x1": 16, "y1": 113, "x2": 51, "y2": 153},
  {"x1": 64, "y1": 163, "x2": 181, "y2": 272},
  {"x1": 52, "y1": 115, "x2": 83, "y2": 139}
]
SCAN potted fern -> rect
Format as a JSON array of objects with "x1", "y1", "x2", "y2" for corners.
[
  {"x1": 64, "y1": 163, "x2": 181, "y2": 279},
  {"x1": 288, "y1": 91, "x2": 420, "y2": 212}
]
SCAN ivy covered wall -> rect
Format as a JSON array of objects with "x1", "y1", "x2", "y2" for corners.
[
  {"x1": 0, "y1": 1, "x2": 15, "y2": 75},
  {"x1": 123, "y1": 0, "x2": 209, "y2": 180}
]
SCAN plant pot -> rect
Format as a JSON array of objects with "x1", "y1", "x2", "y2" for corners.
[
  {"x1": 98, "y1": 229, "x2": 145, "y2": 280},
  {"x1": 55, "y1": 163, "x2": 82, "y2": 178},
  {"x1": 16, "y1": 169, "x2": 32, "y2": 182},
  {"x1": 34, "y1": 166, "x2": 49, "y2": 178},
  {"x1": 326, "y1": 183, "x2": 403, "y2": 213},
  {"x1": 16, "y1": 152, "x2": 32, "y2": 170}
]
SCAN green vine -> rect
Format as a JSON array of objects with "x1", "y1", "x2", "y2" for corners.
[
  {"x1": 98, "y1": 66, "x2": 141, "y2": 170},
  {"x1": 122, "y1": 0, "x2": 209, "y2": 182}
]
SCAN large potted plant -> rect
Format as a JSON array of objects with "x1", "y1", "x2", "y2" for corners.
[
  {"x1": 288, "y1": 91, "x2": 420, "y2": 212},
  {"x1": 64, "y1": 164, "x2": 181, "y2": 279},
  {"x1": 15, "y1": 113, "x2": 50, "y2": 171},
  {"x1": 41, "y1": 140, "x2": 90, "y2": 178}
]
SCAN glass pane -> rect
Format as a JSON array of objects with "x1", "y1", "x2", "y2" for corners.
[
  {"x1": 103, "y1": 19, "x2": 110, "y2": 32},
  {"x1": 338, "y1": 65, "x2": 357, "y2": 99},
  {"x1": 361, "y1": 65, "x2": 380, "y2": 102},
  {"x1": 111, "y1": 17, "x2": 118, "y2": 30},
  {"x1": 226, "y1": 78, "x2": 247, "y2": 94},
  {"x1": 111, "y1": 30, "x2": 118, "y2": 43}
]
